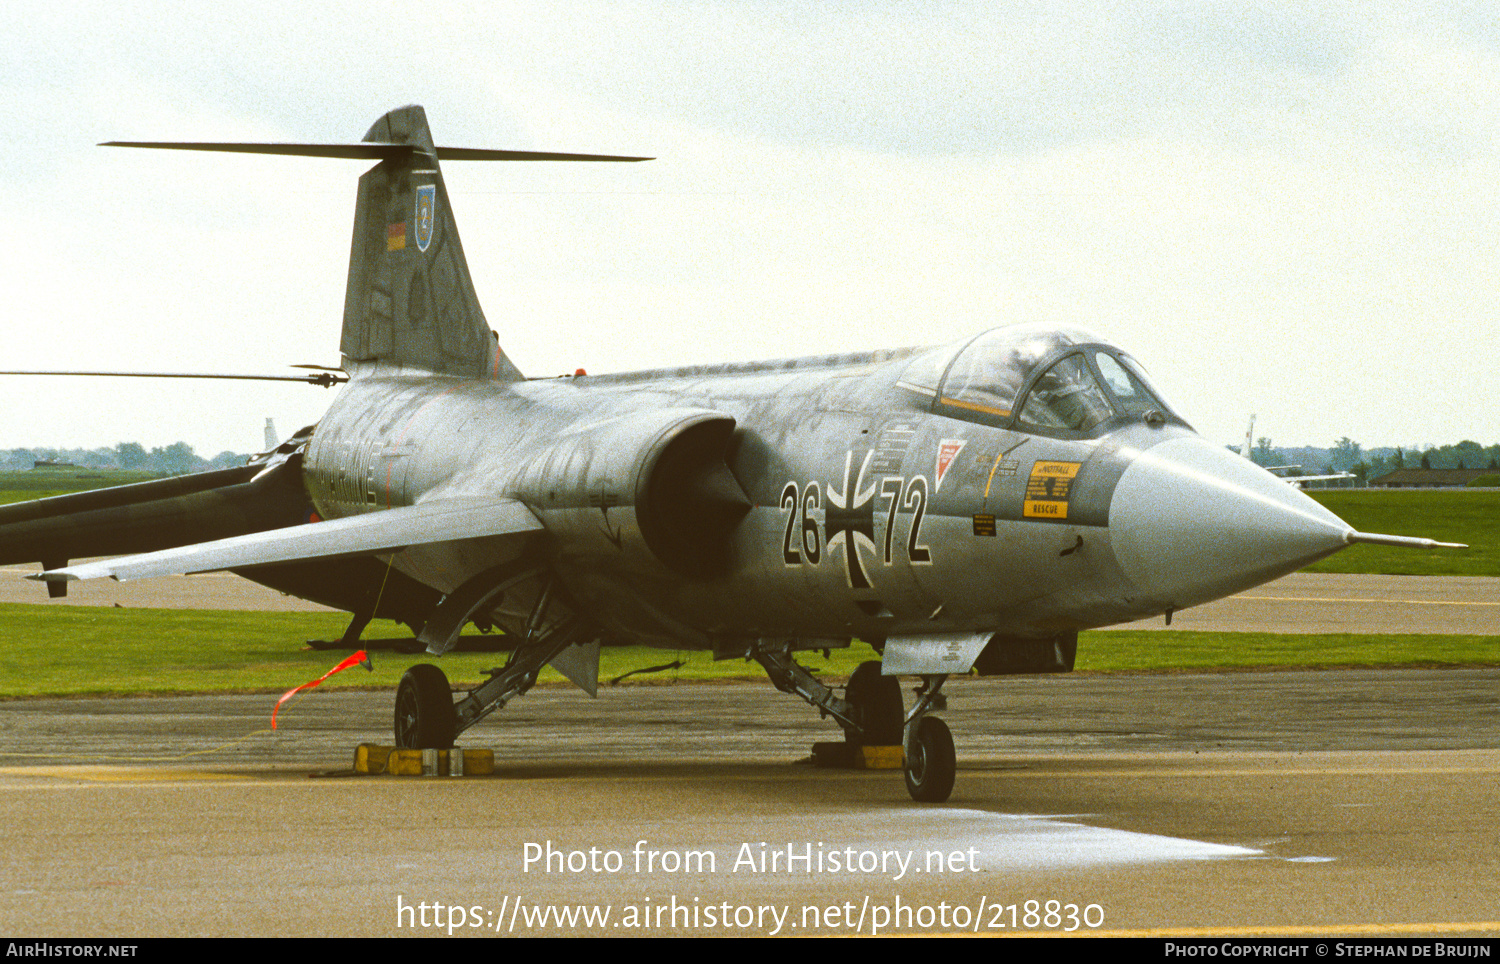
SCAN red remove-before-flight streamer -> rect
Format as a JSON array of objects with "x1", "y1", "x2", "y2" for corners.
[{"x1": 272, "y1": 651, "x2": 370, "y2": 729}]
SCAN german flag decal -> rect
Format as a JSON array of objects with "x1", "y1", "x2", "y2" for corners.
[{"x1": 387, "y1": 222, "x2": 407, "y2": 251}]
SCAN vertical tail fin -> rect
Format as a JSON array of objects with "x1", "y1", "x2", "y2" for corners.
[
  {"x1": 104, "y1": 107, "x2": 648, "y2": 382},
  {"x1": 341, "y1": 105, "x2": 520, "y2": 380}
]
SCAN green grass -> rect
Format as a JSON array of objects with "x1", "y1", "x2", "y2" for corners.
[
  {"x1": 0, "y1": 604, "x2": 1491, "y2": 699},
  {"x1": 0, "y1": 604, "x2": 883, "y2": 698},
  {"x1": 1304, "y1": 490, "x2": 1498, "y2": 576},
  {"x1": 0, "y1": 469, "x2": 165, "y2": 506}
]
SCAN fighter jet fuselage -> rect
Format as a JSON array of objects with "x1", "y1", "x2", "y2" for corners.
[{"x1": 302, "y1": 326, "x2": 1356, "y2": 655}]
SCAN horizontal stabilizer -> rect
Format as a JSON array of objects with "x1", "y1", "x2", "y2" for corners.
[
  {"x1": 102, "y1": 142, "x2": 651, "y2": 162},
  {"x1": 34, "y1": 497, "x2": 542, "y2": 583}
]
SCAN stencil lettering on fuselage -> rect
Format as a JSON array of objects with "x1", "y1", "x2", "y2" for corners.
[
  {"x1": 1023, "y1": 460, "x2": 1082, "y2": 520},
  {"x1": 869, "y1": 419, "x2": 917, "y2": 475}
]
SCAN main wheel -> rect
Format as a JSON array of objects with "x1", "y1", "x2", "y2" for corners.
[
  {"x1": 904, "y1": 716, "x2": 956, "y2": 803},
  {"x1": 394, "y1": 664, "x2": 457, "y2": 749},
  {"x1": 845, "y1": 660, "x2": 904, "y2": 746}
]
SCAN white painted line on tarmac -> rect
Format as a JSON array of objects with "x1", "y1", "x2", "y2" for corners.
[{"x1": 848, "y1": 808, "x2": 1261, "y2": 872}]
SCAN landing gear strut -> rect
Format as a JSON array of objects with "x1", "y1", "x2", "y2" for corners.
[
  {"x1": 390, "y1": 576, "x2": 594, "y2": 749},
  {"x1": 749, "y1": 642, "x2": 957, "y2": 802},
  {"x1": 903, "y1": 674, "x2": 955, "y2": 803}
]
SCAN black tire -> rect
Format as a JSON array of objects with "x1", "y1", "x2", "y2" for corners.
[
  {"x1": 845, "y1": 660, "x2": 904, "y2": 746},
  {"x1": 904, "y1": 716, "x2": 956, "y2": 803},
  {"x1": 394, "y1": 664, "x2": 457, "y2": 749}
]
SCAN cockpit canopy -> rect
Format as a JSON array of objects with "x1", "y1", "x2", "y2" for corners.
[{"x1": 896, "y1": 324, "x2": 1183, "y2": 436}]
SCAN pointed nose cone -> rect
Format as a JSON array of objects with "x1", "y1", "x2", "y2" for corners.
[{"x1": 1110, "y1": 436, "x2": 1352, "y2": 609}]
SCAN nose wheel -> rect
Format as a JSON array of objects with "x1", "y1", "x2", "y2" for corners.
[
  {"x1": 901, "y1": 674, "x2": 955, "y2": 802},
  {"x1": 903, "y1": 716, "x2": 956, "y2": 802},
  {"x1": 394, "y1": 663, "x2": 457, "y2": 749}
]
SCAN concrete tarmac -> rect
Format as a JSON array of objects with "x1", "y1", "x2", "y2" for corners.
[{"x1": 0, "y1": 670, "x2": 1496, "y2": 938}]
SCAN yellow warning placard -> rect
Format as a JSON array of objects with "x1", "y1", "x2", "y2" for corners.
[{"x1": 1023, "y1": 461, "x2": 1081, "y2": 520}]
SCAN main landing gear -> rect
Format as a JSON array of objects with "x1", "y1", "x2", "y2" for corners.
[
  {"x1": 395, "y1": 664, "x2": 457, "y2": 749},
  {"x1": 749, "y1": 641, "x2": 957, "y2": 803},
  {"x1": 388, "y1": 605, "x2": 958, "y2": 802},
  {"x1": 845, "y1": 661, "x2": 903, "y2": 747},
  {"x1": 392, "y1": 579, "x2": 592, "y2": 750},
  {"x1": 392, "y1": 628, "x2": 592, "y2": 750}
]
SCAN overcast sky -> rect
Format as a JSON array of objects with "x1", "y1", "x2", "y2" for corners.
[{"x1": 3, "y1": 1, "x2": 1496, "y2": 456}]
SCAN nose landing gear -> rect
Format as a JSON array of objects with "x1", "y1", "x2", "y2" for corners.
[
  {"x1": 751, "y1": 641, "x2": 958, "y2": 802},
  {"x1": 902, "y1": 674, "x2": 955, "y2": 803},
  {"x1": 904, "y1": 716, "x2": 955, "y2": 802}
]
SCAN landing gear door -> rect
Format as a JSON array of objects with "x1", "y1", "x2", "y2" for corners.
[{"x1": 881, "y1": 632, "x2": 991, "y2": 675}]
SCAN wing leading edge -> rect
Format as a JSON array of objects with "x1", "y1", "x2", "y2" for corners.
[{"x1": 33, "y1": 498, "x2": 542, "y2": 583}]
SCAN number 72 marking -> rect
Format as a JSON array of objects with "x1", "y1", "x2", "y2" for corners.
[{"x1": 880, "y1": 476, "x2": 929, "y2": 564}]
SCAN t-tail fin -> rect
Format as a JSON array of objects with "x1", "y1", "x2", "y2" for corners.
[
  {"x1": 103, "y1": 105, "x2": 650, "y2": 381},
  {"x1": 341, "y1": 105, "x2": 512, "y2": 379}
]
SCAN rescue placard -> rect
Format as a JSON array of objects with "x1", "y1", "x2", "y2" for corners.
[{"x1": 1023, "y1": 461, "x2": 1081, "y2": 520}]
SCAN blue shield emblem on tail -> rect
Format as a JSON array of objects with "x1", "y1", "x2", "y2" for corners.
[{"x1": 415, "y1": 185, "x2": 437, "y2": 252}]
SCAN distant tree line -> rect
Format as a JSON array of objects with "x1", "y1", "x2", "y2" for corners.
[
  {"x1": 0, "y1": 442, "x2": 250, "y2": 475},
  {"x1": 1247, "y1": 438, "x2": 1500, "y2": 485}
]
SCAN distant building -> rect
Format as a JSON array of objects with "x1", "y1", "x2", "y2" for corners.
[
  {"x1": 31, "y1": 459, "x2": 79, "y2": 469},
  {"x1": 1369, "y1": 467, "x2": 1493, "y2": 488}
]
